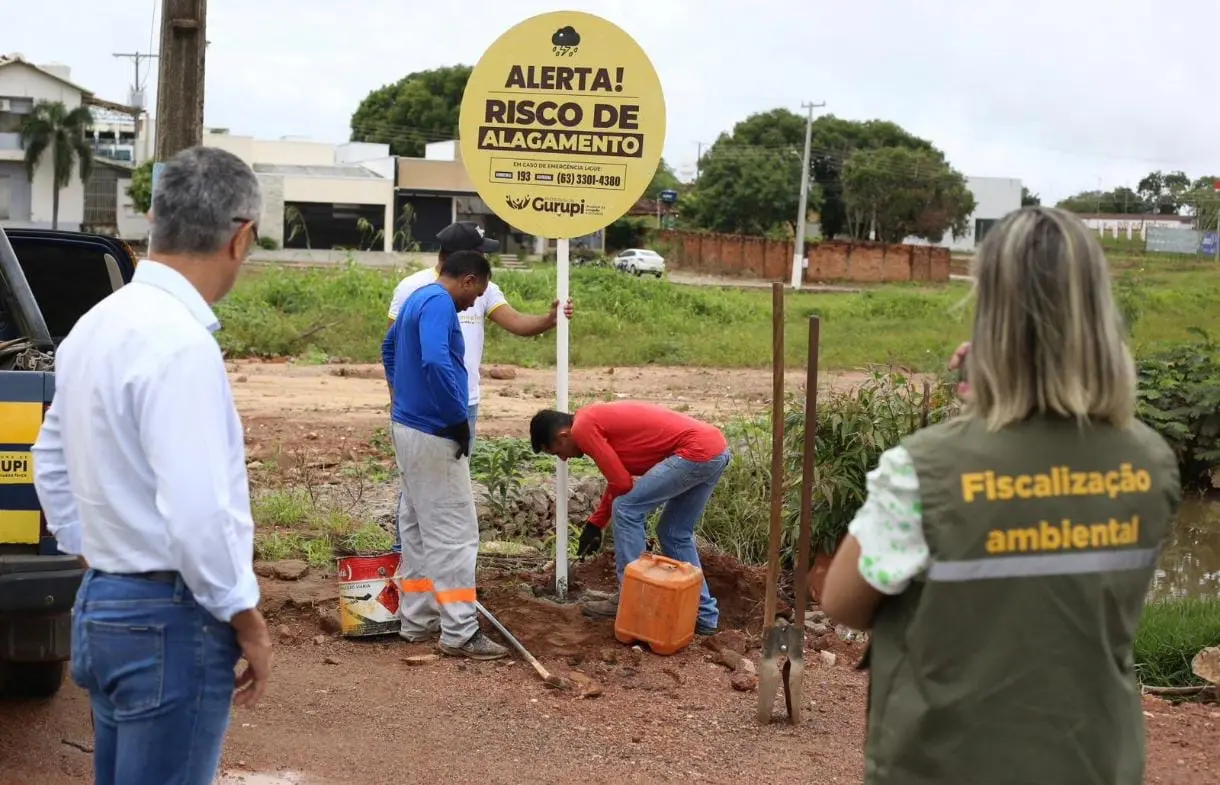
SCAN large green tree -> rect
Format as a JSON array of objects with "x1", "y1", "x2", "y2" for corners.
[
  {"x1": 20, "y1": 100, "x2": 94, "y2": 229},
  {"x1": 685, "y1": 108, "x2": 811, "y2": 236},
  {"x1": 1021, "y1": 186, "x2": 1040, "y2": 206},
  {"x1": 841, "y1": 147, "x2": 975, "y2": 243},
  {"x1": 688, "y1": 109, "x2": 950, "y2": 238},
  {"x1": 350, "y1": 65, "x2": 472, "y2": 157},
  {"x1": 808, "y1": 115, "x2": 940, "y2": 238},
  {"x1": 1057, "y1": 188, "x2": 1148, "y2": 214},
  {"x1": 1137, "y1": 170, "x2": 1192, "y2": 215}
]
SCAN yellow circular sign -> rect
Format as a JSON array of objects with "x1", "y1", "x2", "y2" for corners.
[{"x1": 458, "y1": 11, "x2": 666, "y2": 239}]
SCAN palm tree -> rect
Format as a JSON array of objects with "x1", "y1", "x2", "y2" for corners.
[{"x1": 20, "y1": 101, "x2": 94, "y2": 230}]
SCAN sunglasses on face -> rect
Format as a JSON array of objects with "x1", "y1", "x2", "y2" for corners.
[{"x1": 232, "y1": 217, "x2": 260, "y2": 246}]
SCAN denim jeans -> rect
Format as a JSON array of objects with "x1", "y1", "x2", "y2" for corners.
[
  {"x1": 393, "y1": 403, "x2": 479, "y2": 553},
  {"x1": 70, "y1": 570, "x2": 241, "y2": 785},
  {"x1": 611, "y1": 449, "x2": 731, "y2": 629}
]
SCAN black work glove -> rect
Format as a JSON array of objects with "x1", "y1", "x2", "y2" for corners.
[
  {"x1": 577, "y1": 522, "x2": 603, "y2": 559},
  {"x1": 438, "y1": 420, "x2": 472, "y2": 459}
]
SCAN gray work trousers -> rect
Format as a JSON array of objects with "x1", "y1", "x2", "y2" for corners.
[{"x1": 391, "y1": 422, "x2": 479, "y2": 647}]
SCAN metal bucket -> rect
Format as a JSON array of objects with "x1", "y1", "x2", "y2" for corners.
[{"x1": 336, "y1": 553, "x2": 401, "y2": 637}]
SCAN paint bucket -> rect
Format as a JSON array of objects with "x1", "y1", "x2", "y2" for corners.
[{"x1": 336, "y1": 553, "x2": 401, "y2": 637}]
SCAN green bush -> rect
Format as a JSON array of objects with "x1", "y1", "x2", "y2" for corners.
[
  {"x1": 1136, "y1": 330, "x2": 1220, "y2": 491},
  {"x1": 1135, "y1": 597, "x2": 1220, "y2": 687},
  {"x1": 699, "y1": 371, "x2": 961, "y2": 565}
]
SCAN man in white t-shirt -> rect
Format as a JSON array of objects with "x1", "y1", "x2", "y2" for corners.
[{"x1": 386, "y1": 221, "x2": 573, "y2": 562}]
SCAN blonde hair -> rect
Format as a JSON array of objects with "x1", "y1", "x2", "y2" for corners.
[{"x1": 966, "y1": 206, "x2": 1135, "y2": 431}]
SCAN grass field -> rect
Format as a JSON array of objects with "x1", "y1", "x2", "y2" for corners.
[
  {"x1": 218, "y1": 256, "x2": 1220, "y2": 370},
  {"x1": 1135, "y1": 597, "x2": 1220, "y2": 687}
]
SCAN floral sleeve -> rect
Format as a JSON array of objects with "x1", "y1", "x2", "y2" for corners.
[{"x1": 846, "y1": 445, "x2": 930, "y2": 595}]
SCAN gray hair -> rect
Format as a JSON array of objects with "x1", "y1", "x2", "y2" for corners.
[
  {"x1": 966, "y1": 206, "x2": 1136, "y2": 430},
  {"x1": 149, "y1": 146, "x2": 262, "y2": 257}
]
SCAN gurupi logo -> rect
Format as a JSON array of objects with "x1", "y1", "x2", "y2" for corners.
[
  {"x1": 0, "y1": 452, "x2": 31, "y2": 484},
  {"x1": 505, "y1": 195, "x2": 593, "y2": 217},
  {"x1": 551, "y1": 25, "x2": 580, "y2": 57}
]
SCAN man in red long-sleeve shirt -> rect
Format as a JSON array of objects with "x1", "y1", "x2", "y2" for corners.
[{"x1": 529, "y1": 402, "x2": 730, "y2": 634}]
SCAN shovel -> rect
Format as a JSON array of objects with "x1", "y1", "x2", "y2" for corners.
[{"x1": 758, "y1": 286, "x2": 820, "y2": 724}]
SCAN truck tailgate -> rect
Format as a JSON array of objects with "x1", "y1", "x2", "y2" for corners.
[{"x1": 0, "y1": 372, "x2": 51, "y2": 547}]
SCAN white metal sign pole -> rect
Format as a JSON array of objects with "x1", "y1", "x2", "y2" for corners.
[{"x1": 555, "y1": 237, "x2": 571, "y2": 600}]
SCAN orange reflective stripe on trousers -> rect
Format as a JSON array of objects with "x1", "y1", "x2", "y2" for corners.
[
  {"x1": 434, "y1": 587, "x2": 477, "y2": 605},
  {"x1": 398, "y1": 578, "x2": 434, "y2": 593}
]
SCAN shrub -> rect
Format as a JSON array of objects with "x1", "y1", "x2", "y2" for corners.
[
  {"x1": 1136, "y1": 330, "x2": 1220, "y2": 491},
  {"x1": 699, "y1": 371, "x2": 960, "y2": 565}
]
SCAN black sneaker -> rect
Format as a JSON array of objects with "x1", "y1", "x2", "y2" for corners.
[
  {"x1": 695, "y1": 623, "x2": 718, "y2": 636},
  {"x1": 440, "y1": 631, "x2": 509, "y2": 661}
]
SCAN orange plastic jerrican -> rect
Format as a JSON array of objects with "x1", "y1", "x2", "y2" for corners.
[{"x1": 614, "y1": 553, "x2": 703, "y2": 655}]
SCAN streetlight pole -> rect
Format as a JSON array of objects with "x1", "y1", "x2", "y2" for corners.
[{"x1": 790, "y1": 100, "x2": 825, "y2": 290}]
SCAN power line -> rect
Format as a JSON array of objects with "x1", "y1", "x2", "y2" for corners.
[{"x1": 143, "y1": 0, "x2": 159, "y2": 89}]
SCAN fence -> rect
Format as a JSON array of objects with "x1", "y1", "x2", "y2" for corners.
[
  {"x1": 657, "y1": 230, "x2": 951, "y2": 284},
  {"x1": 657, "y1": 230, "x2": 792, "y2": 279},
  {"x1": 806, "y1": 242, "x2": 951, "y2": 283}
]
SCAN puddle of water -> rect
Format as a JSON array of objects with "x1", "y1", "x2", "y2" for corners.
[
  {"x1": 1149, "y1": 497, "x2": 1220, "y2": 600},
  {"x1": 216, "y1": 772, "x2": 309, "y2": 785}
]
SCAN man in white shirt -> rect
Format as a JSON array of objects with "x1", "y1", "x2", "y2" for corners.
[
  {"x1": 384, "y1": 223, "x2": 573, "y2": 566},
  {"x1": 32, "y1": 146, "x2": 271, "y2": 785}
]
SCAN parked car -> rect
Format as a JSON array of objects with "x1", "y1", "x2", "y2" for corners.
[
  {"x1": 0, "y1": 227, "x2": 136, "y2": 698},
  {"x1": 613, "y1": 248, "x2": 666, "y2": 277}
]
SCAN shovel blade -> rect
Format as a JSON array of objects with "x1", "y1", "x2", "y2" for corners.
[
  {"x1": 784, "y1": 624, "x2": 806, "y2": 724},
  {"x1": 757, "y1": 654, "x2": 782, "y2": 723}
]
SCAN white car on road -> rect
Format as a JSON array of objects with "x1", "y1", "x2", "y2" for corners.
[{"x1": 613, "y1": 248, "x2": 666, "y2": 277}]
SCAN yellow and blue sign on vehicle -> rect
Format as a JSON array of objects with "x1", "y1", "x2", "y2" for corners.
[{"x1": 0, "y1": 371, "x2": 54, "y2": 550}]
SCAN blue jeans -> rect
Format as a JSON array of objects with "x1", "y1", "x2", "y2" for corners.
[
  {"x1": 611, "y1": 449, "x2": 730, "y2": 630},
  {"x1": 70, "y1": 570, "x2": 241, "y2": 785},
  {"x1": 393, "y1": 403, "x2": 478, "y2": 553}
]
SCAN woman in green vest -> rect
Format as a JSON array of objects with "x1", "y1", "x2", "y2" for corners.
[{"x1": 821, "y1": 205, "x2": 1181, "y2": 785}]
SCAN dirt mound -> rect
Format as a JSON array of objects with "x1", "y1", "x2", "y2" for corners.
[
  {"x1": 476, "y1": 584, "x2": 618, "y2": 658},
  {"x1": 526, "y1": 548, "x2": 777, "y2": 635}
]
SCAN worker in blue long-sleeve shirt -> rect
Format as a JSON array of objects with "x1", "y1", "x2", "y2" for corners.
[{"x1": 381, "y1": 249, "x2": 507, "y2": 660}]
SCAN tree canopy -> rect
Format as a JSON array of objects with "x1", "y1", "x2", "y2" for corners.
[
  {"x1": 686, "y1": 108, "x2": 972, "y2": 242},
  {"x1": 1056, "y1": 188, "x2": 1148, "y2": 214},
  {"x1": 840, "y1": 147, "x2": 975, "y2": 243},
  {"x1": 350, "y1": 65, "x2": 472, "y2": 157},
  {"x1": 21, "y1": 100, "x2": 94, "y2": 230},
  {"x1": 1021, "y1": 186, "x2": 1040, "y2": 206},
  {"x1": 647, "y1": 158, "x2": 681, "y2": 199},
  {"x1": 1056, "y1": 170, "x2": 1220, "y2": 227}
]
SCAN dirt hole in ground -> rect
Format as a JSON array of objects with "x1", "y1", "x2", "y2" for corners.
[{"x1": 262, "y1": 548, "x2": 790, "y2": 661}]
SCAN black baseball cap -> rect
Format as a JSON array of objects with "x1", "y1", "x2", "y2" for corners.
[{"x1": 437, "y1": 221, "x2": 500, "y2": 254}]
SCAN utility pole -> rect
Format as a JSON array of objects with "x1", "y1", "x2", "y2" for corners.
[
  {"x1": 154, "y1": 0, "x2": 207, "y2": 161},
  {"x1": 790, "y1": 100, "x2": 825, "y2": 290},
  {"x1": 113, "y1": 52, "x2": 158, "y2": 164}
]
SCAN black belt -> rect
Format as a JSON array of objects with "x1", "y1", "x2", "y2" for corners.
[{"x1": 98, "y1": 569, "x2": 180, "y2": 585}]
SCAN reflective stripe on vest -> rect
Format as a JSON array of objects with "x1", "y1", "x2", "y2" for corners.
[{"x1": 928, "y1": 546, "x2": 1160, "y2": 581}]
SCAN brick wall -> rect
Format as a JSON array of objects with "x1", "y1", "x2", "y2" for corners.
[
  {"x1": 804, "y1": 241, "x2": 950, "y2": 284},
  {"x1": 657, "y1": 230, "x2": 792, "y2": 279},
  {"x1": 656, "y1": 230, "x2": 951, "y2": 284}
]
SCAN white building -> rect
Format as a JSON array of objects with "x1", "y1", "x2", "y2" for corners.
[
  {"x1": 0, "y1": 55, "x2": 90, "y2": 230},
  {"x1": 906, "y1": 176, "x2": 1023, "y2": 252},
  {"x1": 1075, "y1": 213, "x2": 1192, "y2": 240},
  {"x1": 203, "y1": 130, "x2": 396, "y2": 252}
]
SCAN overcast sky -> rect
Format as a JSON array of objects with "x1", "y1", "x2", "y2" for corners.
[{"x1": 8, "y1": 0, "x2": 1219, "y2": 204}]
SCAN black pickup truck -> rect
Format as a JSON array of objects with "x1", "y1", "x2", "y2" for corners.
[{"x1": 0, "y1": 227, "x2": 136, "y2": 698}]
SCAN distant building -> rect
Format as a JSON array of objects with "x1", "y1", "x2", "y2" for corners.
[
  {"x1": 0, "y1": 53, "x2": 136, "y2": 232},
  {"x1": 1075, "y1": 213, "x2": 1192, "y2": 241},
  {"x1": 203, "y1": 130, "x2": 396, "y2": 252},
  {"x1": 905, "y1": 176, "x2": 1023, "y2": 252},
  {"x1": 397, "y1": 140, "x2": 604, "y2": 256}
]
